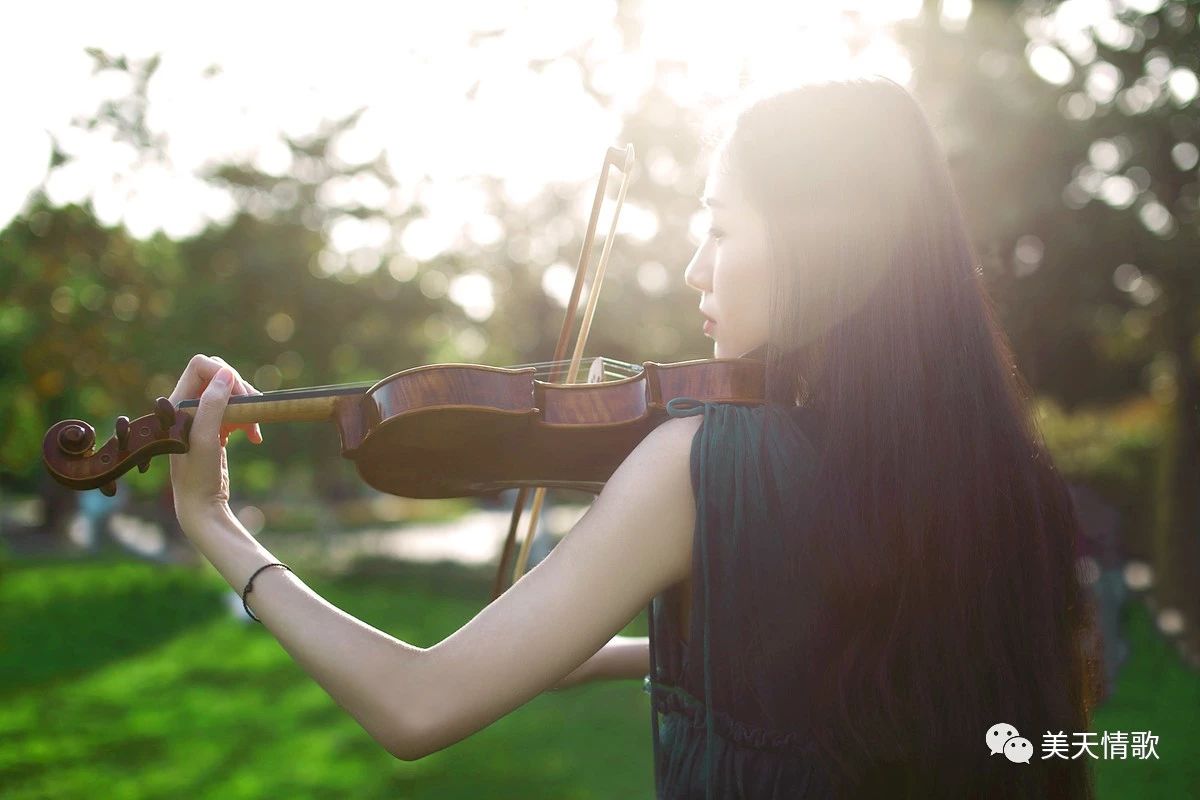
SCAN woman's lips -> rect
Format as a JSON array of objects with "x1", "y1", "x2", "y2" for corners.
[{"x1": 703, "y1": 318, "x2": 715, "y2": 335}]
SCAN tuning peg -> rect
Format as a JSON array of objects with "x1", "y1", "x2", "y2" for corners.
[
  {"x1": 99, "y1": 482, "x2": 117, "y2": 497},
  {"x1": 154, "y1": 397, "x2": 176, "y2": 430},
  {"x1": 115, "y1": 416, "x2": 131, "y2": 450},
  {"x1": 58, "y1": 422, "x2": 93, "y2": 456},
  {"x1": 137, "y1": 459, "x2": 151, "y2": 473}
]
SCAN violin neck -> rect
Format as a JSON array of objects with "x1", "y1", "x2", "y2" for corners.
[{"x1": 175, "y1": 384, "x2": 367, "y2": 425}]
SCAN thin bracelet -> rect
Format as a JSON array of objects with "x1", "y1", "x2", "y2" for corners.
[{"x1": 241, "y1": 562, "x2": 292, "y2": 622}]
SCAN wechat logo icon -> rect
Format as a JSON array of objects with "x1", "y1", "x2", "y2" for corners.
[{"x1": 987, "y1": 722, "x2": 1033, "y2": 764}]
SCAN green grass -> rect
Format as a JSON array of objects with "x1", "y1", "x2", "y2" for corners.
[
  {"x1": 1091, "y1": 598, "x2": 1200, "y2": 799},
  {"x1": 0, "y1": 557, "x2": 653, "y2": 800},
  {"x1": 0, "y1": 556, "x2": 1196, "y2": 799}
]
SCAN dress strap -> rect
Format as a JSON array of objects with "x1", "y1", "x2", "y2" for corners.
[{"x1": 666, "y1": 396, "x2": 705, "y2": 417}]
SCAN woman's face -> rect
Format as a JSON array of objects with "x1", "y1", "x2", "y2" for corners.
[{"x1": 684, "y1": 157, "x2": 773, "y2": 359}]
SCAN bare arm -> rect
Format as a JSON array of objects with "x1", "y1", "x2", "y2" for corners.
[
  {"x1": 552, "y1": 635, "x2": 651, "y2": 690},
  {"x1": 174, "y1": 361, "x2": 700, "y2": 761}
]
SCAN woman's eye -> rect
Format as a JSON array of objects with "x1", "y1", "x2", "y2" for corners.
[{"x1": 708, "y1": 228, "x2": 725, "y2": 241}]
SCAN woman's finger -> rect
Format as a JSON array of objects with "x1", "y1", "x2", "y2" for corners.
[
  {"x1": 232, "y1": 374, "x2": 264, "y2": 443},
  {"x1": 218, "y1": 379, "x2": 252, "y2": 440},
  {"x1": 171, "y1": 355, "x2": 263, "y2": 444},
  {"x1": 169, "y1": 354, "x2": 225, "y2": 404},
  {"x1": 190, "y1": 367, "x2": 235, "y2": 455},
  {"x1": 211, "y1": 357, "x2": 264, "y2": 444},
  {"x1": 217, "y1": 368, "x2": 251, "y2": 433}
]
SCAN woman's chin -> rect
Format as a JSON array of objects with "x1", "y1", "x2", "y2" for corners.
[{"x1": 713, "y1": 341, "x2": 765, "y2": 359}]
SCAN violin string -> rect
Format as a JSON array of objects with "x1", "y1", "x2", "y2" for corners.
[{"x1": 222, "y1": 356, "x2": 645, "y2": 403}]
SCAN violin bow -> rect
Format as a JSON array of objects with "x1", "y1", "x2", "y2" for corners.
[{"x1": 491, "y1": 143, "x2": 636, "y2": 599}]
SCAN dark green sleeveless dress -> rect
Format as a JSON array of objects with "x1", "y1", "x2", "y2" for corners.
[{"x1": 645, "y1": 398, "x2": 830, "y2": 799}]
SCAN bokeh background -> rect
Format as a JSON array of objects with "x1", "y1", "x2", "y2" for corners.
[{"x1": 2, "y1": 0, "x2": 1199, "y2": 797}]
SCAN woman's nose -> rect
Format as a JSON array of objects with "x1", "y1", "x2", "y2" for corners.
[{"x1": 684, "y1": 244, "x2": 712, "y2": 293}]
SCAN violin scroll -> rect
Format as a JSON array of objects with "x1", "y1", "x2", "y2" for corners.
[{"x1": 42, "y1": 397, "x2": 194, "y2": 492}]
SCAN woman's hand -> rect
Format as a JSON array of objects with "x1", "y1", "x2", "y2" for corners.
[{"x1": 168, "y1": 354, "x2": 263, "y2": 532}]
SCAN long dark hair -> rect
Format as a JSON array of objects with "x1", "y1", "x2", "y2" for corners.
[{"x1": 719, "y1": 77, "x2": 1100, "y2": 798}]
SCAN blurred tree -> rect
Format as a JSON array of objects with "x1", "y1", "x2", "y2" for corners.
[
  {"x1": 897, "y1": 0, "x2": 1199, "y2": 648},
  {"x1": 1017, "y1": 0, "x2": 1200, "y2": 643},
  {"x1": 4, "y1": 4, "x2": 1197, "y2": 612},
  {"x1": 0, "y1": 200, "x2": 187, "y2": 539}
]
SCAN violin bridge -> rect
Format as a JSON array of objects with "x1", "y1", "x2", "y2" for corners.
[{"x1": 587, "y1": 356, "x2": 604, "y2": 384}]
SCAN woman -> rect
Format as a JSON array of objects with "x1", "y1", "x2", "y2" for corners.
[{"x1": 170, "y1": 75, "x2": 1099, "y2": 798}]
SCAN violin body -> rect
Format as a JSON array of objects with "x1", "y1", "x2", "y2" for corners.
[
  {"x1": 42, "y1": 356, "x2": 765, "y2": 499},
  {"x1": 337, "y1": 357, "x2": 764, "y2": 498}
]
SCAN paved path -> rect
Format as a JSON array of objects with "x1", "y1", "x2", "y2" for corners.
[
  {"x1": 4, "y1": 501, "x2": 591, "y2": 571},
  {"x1": 257, "y1": 505, "x2": 588, "y2": 571}
]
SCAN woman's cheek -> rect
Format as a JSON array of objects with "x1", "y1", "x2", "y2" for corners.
[
  {"x1": 746, "y1": 241, "x2": 773, "y2": 332},
  {"x1": 717, "y1": 248, "x2": 760, "y2": 318}
]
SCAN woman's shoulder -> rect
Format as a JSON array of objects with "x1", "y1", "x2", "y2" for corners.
[
  {"x1": 604, "y1": 411, "x2": 702, "y2": 508},
  {"x1": 651, "y1": 411, "x2": 705, "y2": 450}
]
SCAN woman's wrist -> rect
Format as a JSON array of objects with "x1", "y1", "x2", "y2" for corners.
[{"x1": 177, "y1": 501, "x2": 237, "y2": 541}]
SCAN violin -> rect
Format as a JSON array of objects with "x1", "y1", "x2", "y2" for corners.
[
  {"x1": 40, "y1": 143, "x2": 765, "y2": 595},
  {"x1": 42, "y1": 354, "x2": 764, "y2": 500}
]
